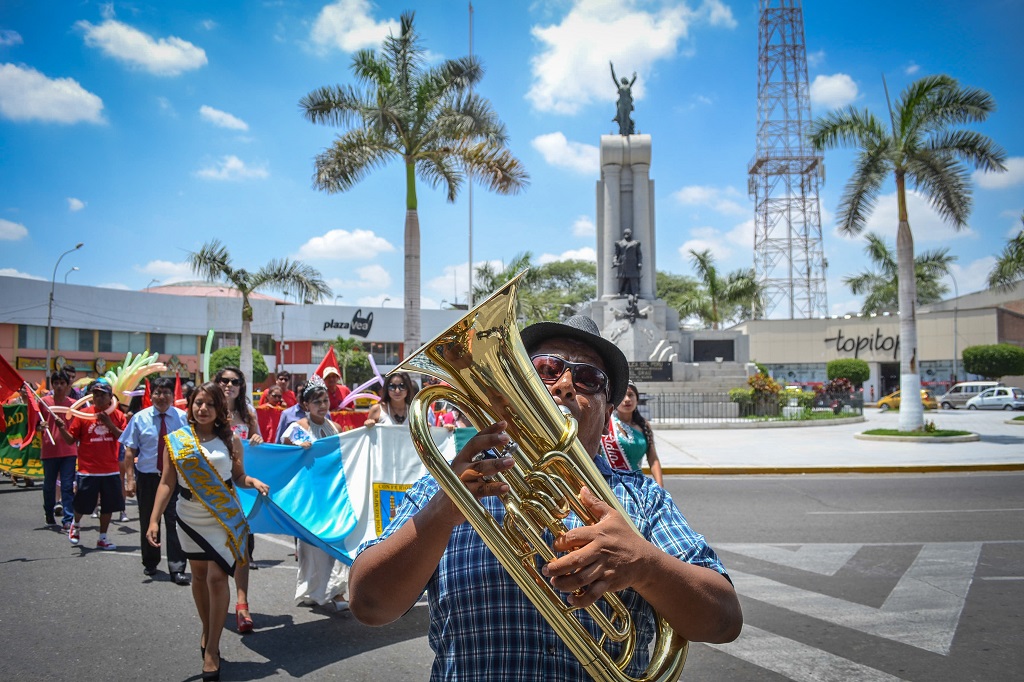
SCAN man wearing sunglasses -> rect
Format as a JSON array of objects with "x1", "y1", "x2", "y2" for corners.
[{"x1": 350, "y1": 315, "x2": 742, "y2": 680}]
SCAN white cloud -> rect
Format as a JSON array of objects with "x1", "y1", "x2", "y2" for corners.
[
  {"x1": 293, "y1": 228, "x2": 395, "y2": 261},
  {"x1": 77, "y1": 16, "x2": 207, "y2": 76},
  {"x1": 702, "y1": 0, "x2": 737, "y2": 28},
  {"x1": 199, "y1": 105, "x2": 248, "y2": 131},
  {"x1": 134, "y1": 260, "x2": 193, "y2": 283},
  {"x1": 949, "y1": 256, "x2": 997, "y2": 296},
  {"x1": 67, "y1": 198, "x2": 85, "y2": 212},
  {"x1": 195, "y1": 155, "x2": 268, "y2": 181},
  {"x1": 538, "y1": 247, "x2": 596, "y2": 264},
  {"x1": 0, "y1": 29, "x2": 23, "y2": 46},
  {"x1": 674, "y1": 184, "x2": 747, "y2": 215},
  {"x1": 310, "y1": 0, "x2": 398, "y2": 53},
  {"x1": 810, "y1": 73, "x2": 858, "y2": 109},
  {"x1": 97, "y1": 282, "x2": 131, "y2": 290},
  {"x1": 527, "y1": 1, "x2": 693, "y2": 115},
  {"x1": 0, "y1": 218, "x2": 28, "y2": 240},
  {"x1": 157, "y1": 96, "x2": 176, "y2": 116},
  {"x1": 680, "y1": 226, "x2": 733, "y2": 262},
  {"x1": 531, "y1": 132, "x2": 599, "y2": 174},
  {"x1": 200, "y1": 20, "x2": 217, "y2": 31},
  {"x1": 327, "y1": 264, "x2": 392, "y2": 292},
  {"x1": 0, "y1": 268, "x2": 43, "y2": 280},
  {"x1": 904, "y1": 62, "x2": 920, "y2": 75},
  {"x1": 974, "y1": 156, "x2": 1024, "y2": 190},
  {"x1": 854, "y1": 190, "x2": 975, "y2": 242},
  {"x1": 0, "y1": 63, "x2": 105, "y2": 124},
  {"x1": 725, "y1": 219, "x2": 754, "y2": 251},
  {"x1": 807, "y1": 49, "x2": 826, "y2": 69},
  {"x1": 572, "y1": 215, "x2": 595, "y2": 237}
]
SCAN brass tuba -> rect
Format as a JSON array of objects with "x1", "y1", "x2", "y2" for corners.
[{"x1": 392, "y1": 271, "x2": 687, "y2": 682}]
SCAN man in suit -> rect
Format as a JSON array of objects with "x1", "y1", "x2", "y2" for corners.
[{"x1": 120, "y1": 377, "x2": 191, "y2": 584}]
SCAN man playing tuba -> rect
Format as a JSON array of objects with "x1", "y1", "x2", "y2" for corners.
[{"x1": 349, "y1": 315, "x2": 742, "y2": 679}]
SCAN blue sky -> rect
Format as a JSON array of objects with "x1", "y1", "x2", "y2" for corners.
[{"x1": 1, "y1": 0, "x2": 1022, "y2": 317}]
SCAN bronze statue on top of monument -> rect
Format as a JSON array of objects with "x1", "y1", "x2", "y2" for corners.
[
  {"x1": 613, "y1": 227, "x2": 642, "y2": 297},
  {"x1": 610, "y1": 61, "x2": 637, "y2": 136}
]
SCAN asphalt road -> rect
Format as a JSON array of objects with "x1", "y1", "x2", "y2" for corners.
[{"x1": 1, "y1": 471, "x2": 1021, "y2": 681}]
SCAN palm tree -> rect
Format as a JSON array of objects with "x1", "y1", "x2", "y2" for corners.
[
  {"x1": 679, "y1": 249, "x2": 761, "y2": 330},
  {"x1": 187, "y1": 239, "x2": 331, "y2": 385},
  {"x1": 300, "y1": 11, "x2": 528, "y2": 356},
  {"x1": 844, "y1": 232, "x2": 955, "y2": 314},
  {"x1": 988, "y1": 213, "x2": 1024, "y2": 289},
  {"x1": 810, "y1": 75, "x2": 1006, "y2": 431}
]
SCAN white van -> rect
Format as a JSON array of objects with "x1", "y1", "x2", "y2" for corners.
[{"x1": 938, "y1": 381, "x2": 1002, "y2": 409}]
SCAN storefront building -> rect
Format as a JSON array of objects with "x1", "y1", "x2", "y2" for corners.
[{"x1": 0, "y1": 276, "x2": 463, "y2": 388}]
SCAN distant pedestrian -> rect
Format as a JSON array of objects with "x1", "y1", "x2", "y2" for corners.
[
  {"x1": 40, "y1": 370, "x2": 77, "y2": 531},
  {"x1": 604, "y1": 380, "x2": 663, "y2": 485}
]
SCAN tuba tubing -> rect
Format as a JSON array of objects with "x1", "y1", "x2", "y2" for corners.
[{"x1": 393, "y1": 271, "x2": 687, "y2": 682}]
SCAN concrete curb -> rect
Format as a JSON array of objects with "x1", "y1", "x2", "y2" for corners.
[
  {"x1": 854, "y1": 432, "x2": 980, "y2": 443},
  {"x1": 654, "y1": 416, "x2": 865, "y2": 430},
  {"x1": 1005, "y1": 419, "x2": 1024, "y2": 426},
  {"x1": 660, "y1": 462, "x2": 1024, "y2": 476}
]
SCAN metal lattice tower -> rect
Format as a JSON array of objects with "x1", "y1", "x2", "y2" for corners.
[{"x1": 748, "y1": 0, "x2": 828, "y2": 319}]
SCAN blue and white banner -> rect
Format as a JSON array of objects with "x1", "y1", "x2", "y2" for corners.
[{"x1": 236, "y1": 425, "x2": 456, "y2": 565}]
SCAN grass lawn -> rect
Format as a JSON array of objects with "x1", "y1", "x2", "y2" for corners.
[
  {"x1": 1013, "y1": 415, "x2": 1024, "y2": 422},
  {"x1": 862, "y1": 428, "x2": 973, "y2": 437}
]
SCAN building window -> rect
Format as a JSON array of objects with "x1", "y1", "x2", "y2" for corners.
[
  {"x1": 18, "y1": 325, "x2": 47, "y2": 350},
  {"x1": 151, "y1": 333, "x2": 198, "y2": 356},
  {"x1": 98, "y1": 330, "x2": 147, "y2": 354},
  {"x1": 366, "y1": 342, "x2": 401, "y2": 366},
  {"x1": 53, "y1": 327, "x2": 94, "y2": 352},
  {"x1": 254, "y1": 334, "x2": 276, "y2": 356},
  {"x1": 214, "y1": 332, "x2": 240, "y2": 350}
]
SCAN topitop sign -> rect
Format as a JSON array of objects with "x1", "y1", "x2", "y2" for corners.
[{"x1": 824, "y1": 328, "x2": 899, "y2": 360}]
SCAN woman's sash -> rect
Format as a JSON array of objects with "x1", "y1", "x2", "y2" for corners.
[
  {"x1": 166, "y1": 427, "x2": 248, "y2": 567},
  {"x1": 600, "y1": 416, "x2": 632, "y2": 472}
]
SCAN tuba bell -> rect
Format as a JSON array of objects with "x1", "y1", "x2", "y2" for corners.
[{"x1": 392, "y1": 271, "x2": 687, "y2": 682}]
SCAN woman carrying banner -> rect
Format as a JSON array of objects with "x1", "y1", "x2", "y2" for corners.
[
  {"x1": 603, "y1": 380, "x2": 664, "y2": 485},
  {"x1": 214, "y1": 366, "x2": 261, "y2": 633},
  {"x1": 282, "y1": 377, "x2": 350, "y2": 611},
  {"x1": 146, "y1": 381, "x2": 269, "y2": 682}
]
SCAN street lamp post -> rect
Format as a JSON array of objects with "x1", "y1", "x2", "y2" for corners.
[
  {"x1": 46, "y1": 242, "x2": 84, "y2": 374},
  {"x1": 146, "y1": 278, "x2": 160, "y2": 290},
  {"x1": 334, "y1": 295, "x2": 344, "y2": 305},
  {"x1": 381, "y1": 296, "x2": 391, "y2": 307},
  {"x1": 64, "y1": 266, "x2": 79, "y2": 283}
]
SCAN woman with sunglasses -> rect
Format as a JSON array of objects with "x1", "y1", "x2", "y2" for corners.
[
  {"x1": 607, "y1": 380, "x2": 663, "y2": 485},
  {"x1": 147, "y1": 381, "x2": 269, "y2": 681},
  {"x1": 282, "y1": 377, "x2": 350, "y2": 611},
  {"x1": 213, "y1": 367, "x2": 262, "y2": 634},
  {"x1": 365, "y1": 371, "x2": 418, "y2": 427}
]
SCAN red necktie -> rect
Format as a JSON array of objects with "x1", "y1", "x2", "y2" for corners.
[{"x1": 157, "y1": 412, "x2": 167, "y2": 473}]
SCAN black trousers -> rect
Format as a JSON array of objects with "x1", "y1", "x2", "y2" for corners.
[{"x1": 136, "y1": 470, "x2": 187, "y2": 574}]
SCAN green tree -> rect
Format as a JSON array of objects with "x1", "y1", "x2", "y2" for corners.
[
  {"x1": 827, "y1": 358, "x2": 871, "y2": 387},
  {"x1": 656, "y1": 270, "x2": 701, "y2": 318},
  {"x1": 987, "y1": 214, "x2": 1024, "y2": 290},
  {"x1": 810, "y1": 75, "x2": 1007, "y2": 431},
  {"x1": 678, "y1": 249, "x2": 760, "y2": 330},
  {"x1": 188, "y1": 239, "x2": 331, "y2": 385},
  {"x1": 209, "y1": 346, "x2": 269, "y2": 387},
  {"x1": 962, "y1": 344, "x2": 1024, "y2": 379},
  {"x1": 300, "y1": 12, "x2": 528, "y2": 356},
  {"x1": 843, "y1": 232, "x2": 955, "y2": 313},
  {"x1": 470, "y1": 254, "x2": 597, "y2": 326}
]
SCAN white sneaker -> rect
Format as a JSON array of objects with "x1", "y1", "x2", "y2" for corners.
[
  {"x1": 332, "y1": 599, "x2": 349, "y2": 612},
  {"x1": 90, "y1": 509, "x2": 99, "y2": 518},
  {"x1": 118, "y1": 512, "x2": 129, "y2": 522}
]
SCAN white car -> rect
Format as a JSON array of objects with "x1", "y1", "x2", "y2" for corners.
[{"x1": 965, "y1": 387, "x2": 1024, "y2": 411}]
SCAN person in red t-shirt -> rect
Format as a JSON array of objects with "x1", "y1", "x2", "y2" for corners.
[
  {"x1": 41, "y1": 370, "x2": 78, "y2": 530},
  {"x1": 323, "y1": 367, "x2": 351, "y2": 410},
  {"x1": 55, "y1": 379, "x2": 128, "y2": 550},
  {"x1": 259, "y1": 370, "x2": 297, "y2": 407}
]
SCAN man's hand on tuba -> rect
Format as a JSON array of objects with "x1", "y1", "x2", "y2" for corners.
[{"x1": 437, "y1": 421, "x2": 516, "y2": 527}]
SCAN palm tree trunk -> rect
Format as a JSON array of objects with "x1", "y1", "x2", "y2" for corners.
[
  {"x1": 404, "y1": 208, "x2": 421, "y2": 356},
  {"x1": 895, "y1": 180, "x2": 924, "y2": 431},
  {"x1": 240, "y1": 299, "x2": 254, "y2": 393}
]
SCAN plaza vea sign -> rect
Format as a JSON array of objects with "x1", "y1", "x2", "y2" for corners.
[
  {"x1": 824, "y1": 328, "x2": 899, "y2": 360},
  {"x1": 323, "y1": 310, "x2": 374, "y2": 338}
]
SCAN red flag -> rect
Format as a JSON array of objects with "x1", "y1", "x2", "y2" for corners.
[
  {"x1": 20, "y1": 392, "x2": 40, "y2": 450},
  {"x1": 142, "y1": 379, "x2": 152, "y2": 409},
  {"x1": 0, "y1": 353, "x2": 25, "y2": 404},
  {"x1": 315, "y1": 345, "x2": 340, "y2": 379},
  {"x1": 174, "y1": 373, "x2": 183, "y2": 401}
]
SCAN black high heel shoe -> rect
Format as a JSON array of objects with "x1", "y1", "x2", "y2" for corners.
[{"x1": 201, "y1": 667, "x2": 220, "y2": 682}]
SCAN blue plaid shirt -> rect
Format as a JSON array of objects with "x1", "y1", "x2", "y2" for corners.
[{"x1": 358, "y1": 455, "x2": 730, "y2": 681}]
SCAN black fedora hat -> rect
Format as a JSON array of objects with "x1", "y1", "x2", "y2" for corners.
[{"x1": 521, "y1": 315, "x2": 629, "y2": 405}]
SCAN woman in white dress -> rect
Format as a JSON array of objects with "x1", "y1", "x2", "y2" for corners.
[
  {"x1": 147, "y1": 382, "x2": 269, "y2": 681},
  {"x1": 282, "y1": 377, "x2": 349, "y2": 611},
  {"x1": 214, "y1": 366, "x2": 262, "y2": 633},
  {"x1": 365, "y1": 371, "x2": 417, "y2": 427}
]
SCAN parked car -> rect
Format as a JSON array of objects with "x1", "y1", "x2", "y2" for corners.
[
  {"x1": 876, "y1": 389, "x2": 938, "y2": 411},
  {"x1": 937, "y1": 381, "x2": 1002, "y2": 409},
  {"x1": 965, "y1": 387, "x2": 1024, "y2": 411}
]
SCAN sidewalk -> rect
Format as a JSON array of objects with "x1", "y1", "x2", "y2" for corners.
[{"x1": 652, "y1": 408, "x2": 1024, "y2": 474}]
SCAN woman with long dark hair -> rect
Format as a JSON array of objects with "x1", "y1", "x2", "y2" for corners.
[
  {"x1": 213, "y1": 366, "x2": 262, "y2": 633},
  {"x1": 365, "y1": 371, "x2": 417, "y2": 427},
  {"x1": 608, "y1": 381, "x2": 663, "y2": 485},
  {"x1": 147, "y1": 382, "x2": 269, "y2": 681}
]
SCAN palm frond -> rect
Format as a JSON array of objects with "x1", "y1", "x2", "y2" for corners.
[
  {"x1": 299, "y1": 85, "x2": 365, "y2": 128},
  {"x1": 186, "y1": 239, "x2": 237, "y2": 286},
  {"x1": 809, "y1": 106, "x2": 885, "y2": 151},
  {"x1": 313, "y1": 129, "x2": 397, "y2": 193},
  {"x1": 836, "y1": 148, "x2": 888, "y2": 235},
  {"x1": 416, "y1": 151, "x2": 462, "y2": 202},
  {"x1": 457, "y1": 142, "x2": 529, "y2": 195},
  {"x1": 988, "y1": 225, "x2": 1024, "y2": 289},
  {"x1": 907, "y1": 152, "x2": 972, "y2": 228},
  {"x1": 251, "y1": 259, "x2": 332, "y2": 303},
  {"x1": 926, "y1": 130, "x2": 1008, "y2": 173}
]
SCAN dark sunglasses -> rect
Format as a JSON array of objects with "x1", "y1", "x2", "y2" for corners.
[
  {"x1": 531, "y1": 354, "x2": 609, "y2": 396},
  {"x1": 218, "y1": 377, "x2": 241, "y2": 386},
  {"x1": 388, "y1": 383, "x2": 407, "y2": 392}
]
